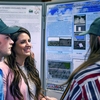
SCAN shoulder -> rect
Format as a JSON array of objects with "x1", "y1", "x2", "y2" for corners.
[
  {"x1": 0, "y1": 61, "x2": 9, "y2": 69},
  {"x1": 0, "y1": 61, "x2": 10, "y2": 75},
  {"x1": 73, "y1": 64, "x2": 100, "y2": 84},
  {"x1": 75, "y1": 64, "x2": 100, "y2": 78}
]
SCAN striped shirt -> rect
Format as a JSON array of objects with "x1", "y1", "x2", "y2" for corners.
[{"x1": 63, "y1": 64, "x2": 100, "y2": 100}]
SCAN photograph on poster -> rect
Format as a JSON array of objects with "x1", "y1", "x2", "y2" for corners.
[
  {"x1": 48, "y1": 37, "x2": 72, "y2": 46},
  {"x1": 74, "y1": 15, "x2": 86, "y2": 32},
  {"x1": 74, "y1": 15, "x2": 86, "y2": 24},
  {"x1": 46, "y1": 83, "x2": 64, "y2": 91},
  {"x1": 75, "y1": 24, "x2": 86, "y2": 32},
  {"x1": 74, "y1": 32, "x2": 86, "y2": 50},
  {"x1": 47, "y1": 61, "x2": 71, "y2": 80},
  {"x1": 73, "y1": 15, "x2": 86, "y2": 50},
  {"x1": 74, "y1": 40, "x2": 85, "y2": 50}
]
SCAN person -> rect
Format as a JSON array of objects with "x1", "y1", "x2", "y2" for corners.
[
  {"x1": 0, "y1": 26, "x2": 45, "y2": 100},
  {"x1": 0, "y1": 19, "x2": 20, "y2": 100},
  {"x1": 60, "y1": 17, "x2": 100, "y2": 100},
  {"x1": 46, "y1": 17, "x2": 100, "y2": 100}
]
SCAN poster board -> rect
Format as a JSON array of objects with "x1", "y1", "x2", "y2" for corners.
[
  {"x1": 45, "y1": 0, "x2": 100, "y2": 99},
  {"x1": 0, "y1": 2, "x2": 44, "y2": 79}
]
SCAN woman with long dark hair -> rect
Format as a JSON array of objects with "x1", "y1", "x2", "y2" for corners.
[{"x1": 0, "y1": 27, "x2": 45, "y2": 100}]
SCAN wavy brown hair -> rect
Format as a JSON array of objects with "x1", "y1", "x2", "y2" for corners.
[
  {"x1": 5, "y1": 27, "x2": 42, "y2": 100},
  {"x1": 61, "y1": 34, "x2": 100, "y2": 100}
]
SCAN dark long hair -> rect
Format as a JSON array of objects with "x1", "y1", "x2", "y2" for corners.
[
  {"x1": 61, "y1": 34, "x2": 100, "y2": 100},
  {"x1": 5, "y1": 27, "x2": 42, "y2": 100}
]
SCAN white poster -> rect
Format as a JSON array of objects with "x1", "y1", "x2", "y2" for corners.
[{"x1": 0, "y1": 4, "x2": 42, "y2": 75}]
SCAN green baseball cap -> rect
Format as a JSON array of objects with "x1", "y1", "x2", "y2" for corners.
[
  {"x1": 0, "y1": 19, "x2": 20, "y2": 35},
  {"x1": 79, "y1": 17, "x2": 100, "y2": 36}
]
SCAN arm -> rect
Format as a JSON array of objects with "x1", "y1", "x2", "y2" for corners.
[{"x1": 0, "y1": 62, "x2": 11, "y2": 100}]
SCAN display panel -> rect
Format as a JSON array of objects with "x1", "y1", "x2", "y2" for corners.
[
  {"x1": 45, "y1": 0, "x2": 100, "y2": 98},
  {"x1": 0, "y1": 2, "x2": 44, "y2": 77}
]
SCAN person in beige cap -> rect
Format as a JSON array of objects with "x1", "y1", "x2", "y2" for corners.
[{"x1": 0, "y1": 19, "x2": 20, "y2": 100}]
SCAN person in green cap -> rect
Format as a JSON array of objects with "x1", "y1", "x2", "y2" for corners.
[
  {"x1": 59, "y1": 17, "x2": 100, "y2": 100},
  {"x1": 0, "y1": 19, "x2": 20, "y2": 100}
]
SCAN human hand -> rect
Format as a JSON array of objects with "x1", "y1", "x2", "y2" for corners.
[
  {"x1": 45, "y1": 96, "x2": 57, "y2": 100},
  {"x1": 40, "y1": 97, "x2": 46, "y2": 100}
]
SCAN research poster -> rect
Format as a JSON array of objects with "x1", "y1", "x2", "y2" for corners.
[
  {"x1": 0, "y1": 4, "x2": 42, "y2": 75},
  {"x1": 45, "y1": 0, "x2": 100, "y2": 91}
]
